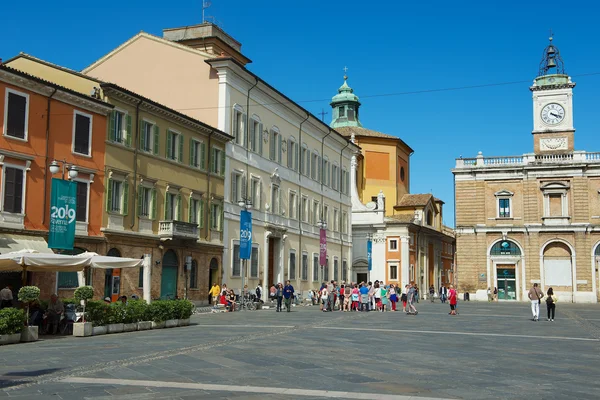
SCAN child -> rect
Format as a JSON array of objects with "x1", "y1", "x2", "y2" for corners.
[
  {"x1": 380, "y1": 285, "x2": 388, "y2": 312},
  {"x1": 351, "y1": 285, "x2": 360, "y2": 311}
]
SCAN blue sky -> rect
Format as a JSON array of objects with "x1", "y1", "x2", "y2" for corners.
[{"x1": 3, "y1": 0, "x2": 599, "y2": 226}]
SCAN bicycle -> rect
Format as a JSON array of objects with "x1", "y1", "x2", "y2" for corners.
[{"x1": 237, "y1": 294, "x2": 256, "y2": 311}]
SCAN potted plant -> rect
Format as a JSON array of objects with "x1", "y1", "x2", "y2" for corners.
[
  {"x1": 132, "y1": 300, "x2": 152, "y2": 331},
  {"x1": 72, "y1": 286, "x2": 93, "y2": 337},
  {"x1": 0, "y1": 308, "x2": 24, "y2": 345},
  {"x1": 149, "y1": 300, "x2": 169, "y2": 329},
  {"x1": 164, "y1": 301, "x2": 179, "y2": 328},
  {"x1": 17, "y1": 286, "x2": 40, "y2": 342},
  {"x1": 87, "y1": 301, "x2": 109, "y2": 335},
  {"x1": 107, "y1": 303, "x2": 125, "y2": 333},
  {"x1": 176, "y1": 300, "x2": 194, "y2": 326},
  {"x1": 122, "y1": 300, "x2": 139, "y2": 332}
]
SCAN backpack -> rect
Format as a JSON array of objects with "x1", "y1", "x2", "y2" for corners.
[{"x1": 546, "y1": 295, "x2": 554, "y2": 305}]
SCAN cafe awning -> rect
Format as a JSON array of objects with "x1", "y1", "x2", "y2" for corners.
[{"x1": 0, "y1": 234, "x2": 53, "y2": 256}]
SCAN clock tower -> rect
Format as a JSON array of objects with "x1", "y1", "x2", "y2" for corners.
[{"x1": 530, "y1": 35, "x2": 575, "y2": 154}]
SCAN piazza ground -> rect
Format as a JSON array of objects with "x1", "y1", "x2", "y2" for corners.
[{"x1": 1, "y1": 301, "x2": 599, "y2": 400}]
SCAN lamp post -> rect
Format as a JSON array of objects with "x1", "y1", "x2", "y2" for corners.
[
  {"x1": 317, "y1": 220, "x2": 327, "y2": 283},
  {"x1": 238, "y1": 197, "x2": 252, "y2": 310},
  {"x1": 49, "y1": 159, "x2": 79, "y2": 180}
]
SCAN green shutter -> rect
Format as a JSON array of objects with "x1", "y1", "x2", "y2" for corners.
[
  {"x1": 177, "y1": 194, "x2": 182, "y2": 221},
  {"x1": 189, "y1": 138, "x2": 194, "y2": 166},
  {"x1": 210, "y1": 147, "x2": 217, "y2": 173},
  {"x1": 178, "y1": 134, "x2": 184, "y2": 162},
  {"x1": 139, "y1": 120, "x2": 145, "y2": 150},
  {"x1": 166, "y1": 131, "x2": 172, "y2": 158},
  {"x1": 106, "y1": 178, "x2": 113, "y2": 212},
  {"x1": 249, "y1": 119, "x2": 255, "y2": 150},
  {"x1": 219, "y1": 204, "x2": 223, "y2": 231},
  {"x1": 153, "y1": 124, "x2": 159, "y2": 155},
  {"x1": 258, "y1": 123, "x2": 263, "y2": 156},
  {"x1": 137, "y1": 186, "x2": 143, "y2": 216},
  {"x1": 277, "y1": 134, "x2": 282, "y2": 163},
  {"x1": 165, "y1": 194, "x2": 171, "y2": 220},
  {"x1": 200, "y1": 142, "x2": 206, "y2": 170},
  {"x1": 151, "y1": 188, "x2": 157, "y2": 219},
  {"x1": 125, "y1": 114, "x2": 132, "y2": 147},
  {"x1": 220, "y1": 149, "x2": 225, "y2": 176},
  {"x1": 199, "y1": 199, "x2": 204, "y2": 228},
  {"x1": 122, "y1": 181, "x2": 129, "y2": 216},
  {"x1": 188, "y1": 197, "x2": 192, "y2": 223},
  {"x1": 109, "y1": 111, "x2": 116, "y2": 141}
]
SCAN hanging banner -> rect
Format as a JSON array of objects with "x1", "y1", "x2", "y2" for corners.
[
  {"x1": 239, "y1": 210, "x2": 252, "y2": 260},
  {"x1": 367, "y1": 240, "x2": 372, "y2": 271},
  {"x1": 319, "y1": 228, "x2": 327, "y2": 265},
  {"x1": 48, "y1": 178, "x2": 77, "y2": 250}
]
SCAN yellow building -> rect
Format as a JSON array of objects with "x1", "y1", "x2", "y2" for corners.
[{"x1": 6, "y1": 54, "x2": 231, "y2": 303}]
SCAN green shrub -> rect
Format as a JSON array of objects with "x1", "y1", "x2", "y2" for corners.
[
  {"x1": 17, "y1": 286, "x2": 40, "y2": 303},
  {"x1": 174, "y1": 300, "x2": 194, "y2": 319},
  {"x1": 107, "y1": 302, "x2": 126, "y2": 324},
  {"x1": 74, "y1": 286, "x2": 94, "y2": 302},
  {"x1": 125, "y1": 300, "x2": 148, "y2": 323},
  {"x1": 148, "y1": 300, "x2": 173, "y2": 322},
  {"x1": 85, "y1": 300, "x2": 110, "y2": 326},
  {"x1": 0, "y1": 308, "x2": 24, "y2": 335}
]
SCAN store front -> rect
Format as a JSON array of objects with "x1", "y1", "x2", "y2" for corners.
[{"x1": 490, "y1": 240, "x2": 523, "y2": 301}]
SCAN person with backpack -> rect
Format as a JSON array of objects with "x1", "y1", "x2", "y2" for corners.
[{"x1": 544, "y1": 287, "x2": 558, "y2": 321}]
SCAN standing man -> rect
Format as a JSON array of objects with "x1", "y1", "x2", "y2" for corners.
[
  {"x1": 327, "y1": 280, "x2": 335, "y2": 312},
  {"x1": 209, "y1": 282, "x2": 221, "y2": 307},
  {"x1": 0, "y1": 284, "x2": 13, "y2": 309},
  {"x1": 528, "y1": 283, "x2": 544, "y2": 321},
  {"x1": 283, "y1": 280, "x2": 295, "y2": 312},
  {"x1": 359, "y1": 283, "x2": 370, "y2": 312}
]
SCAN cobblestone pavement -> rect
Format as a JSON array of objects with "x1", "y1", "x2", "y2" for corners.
[{"x1": 1, "y1": 301, "x2": 599, "y2": 399}]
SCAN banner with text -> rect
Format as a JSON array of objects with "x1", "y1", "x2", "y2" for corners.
[
  {"x1": 367, "y1": 240, "x2": 372, "y2": 271},
  {"x1": 319, "y1": 228, "x2": 327, "y2": 266},
  {"x1": 48, "y1": 178, "x2": 77, "y2": 250},
  {"x1": 239, "y1": 210, "x2": 252, "y2": 260}
]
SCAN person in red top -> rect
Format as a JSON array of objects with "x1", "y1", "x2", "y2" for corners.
[{"x1": 448, "y1": 285, "x2": 458, "y2": 315}]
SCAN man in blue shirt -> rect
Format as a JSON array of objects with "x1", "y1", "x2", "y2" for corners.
[
  {"x1": 359, "y1": 283, "x2": 370, "y2": 312},
  {"x1": 283, "y1": 280, "x2": 295, "y2": 312}
]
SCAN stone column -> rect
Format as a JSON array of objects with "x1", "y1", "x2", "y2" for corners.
[
  {"x1": 77, "y1": 271, "x2": 85, "y2": 287},
  {"x1": 143, "y1": 253, "x2": 152, "y2": 304},
  {"x1": 263, "y1": 231, "x2": 272, "y2": 302},
  {"x1": 400, "y1": 235, "x2": 410, "y2": 288}
]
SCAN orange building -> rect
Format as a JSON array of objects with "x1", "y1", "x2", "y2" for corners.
[{"x1": 0, "y1": 65, "x2": 112, "y2": 297}]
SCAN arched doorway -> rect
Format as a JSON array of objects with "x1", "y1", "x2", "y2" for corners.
[
  {"x1": 105, "y1": 248, "x2": 121, "y2": 301},
  {"x1": 542, "y1": 241, "x2": 573, "y2": 302},
  {"x1": 161, "y1": 250, "x2": 178, "y2": 299},
  {"x1": 208, "y1": 258, "x2": 219, "y2": 301},
  {"x1": 489, "y1": 240, "x2": 522, "y2": 301}
]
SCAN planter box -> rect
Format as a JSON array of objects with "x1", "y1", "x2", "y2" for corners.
[
  {"x1": 178, "y1": 318, "x2": 190, "y2": 327},
  {"x1": 0, "y1": 333, "x2": 21, "y2": 345},
  {"x1": 123, "y1": 323, "x2": 137, "y2": 332},
  {"x1": 165, "y1": 319, "x2": 178, "y2": 328},
  {"x1": 107, "y1": 323, "x2": 124, "y2": 334},
  {"x1": 21, "y1": 326, "x2": 38, "y2": 342},
  {"x1": 137, "y1": 321, "x2": 152, "y2": 331},
  {"x1": 152, "y1": 321, "x2": 166, "y2": 329},
  {"x1": 73, "y1": 322, "x2": 92, "y2": 337},
  {"x1": 92, "y1": 326, "x2": 107, "y2": 336}
]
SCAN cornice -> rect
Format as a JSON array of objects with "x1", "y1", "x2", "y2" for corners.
[
  {"x1": 53, "y1": 90, "x2": 113, "y2": 115},
  {"x1": 0, "y1": 69, "x2": 56, "y2": 97}
]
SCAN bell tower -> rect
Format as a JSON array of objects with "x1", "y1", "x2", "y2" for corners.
[
  {"x1": 530, "y1": 34, "x2": 575, "y2": 154},
  {"x1": 330, "y1": 69, "x2": 362, "y2": 128}
]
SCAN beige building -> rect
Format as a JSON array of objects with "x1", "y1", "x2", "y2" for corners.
[
  {"x1": 452, "y1": 38, "x2": 599, "y2": 303},
  {"x1": 81, "y1": 23, "x2": 358, "y2": 297}
]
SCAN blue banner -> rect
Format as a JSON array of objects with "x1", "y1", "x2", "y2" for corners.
[
  {"x1": 367, "y1": 240, "x2": 372, "y2": 271},
  {"x1": 239, "y1": 210, "x2": 252, "y2": 260},
  {"x1": 48, "y1": 178, "x2": 77, "y2": 250}
]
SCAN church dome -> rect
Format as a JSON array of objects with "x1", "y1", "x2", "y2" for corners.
[{"x1": 330, "y1": 76, "x2": 361, "y2": 105}]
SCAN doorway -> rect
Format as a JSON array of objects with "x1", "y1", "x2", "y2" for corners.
[
  {"x1": 208, "y1": 257, "x2": 219, "y2": 302},
  {"x1": 496, "y1": 264, "x2": 516, "y2": 300},
  {"x1": 161, "y1": 250, "x2": 179, "y2": 299},
  {"x1": 105, "y1": 248, "x2": 121, "y2": 301},
  {"x1": 357, "y1": 273, "x2": 368, "y2": 284}
]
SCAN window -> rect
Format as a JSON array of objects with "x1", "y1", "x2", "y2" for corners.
[
  {"x1": 322, "y1": 158, "x2": 330, "y2": 186},
  {"x1": 389, "y1": 239, "x2": 398, "y2": 251},
  {"x1": 57, "y1": 271, "x2": 79, "y2": 289},
  {"x1": 210, "y1": 147, "x2": 225, "y2": 176},
  {"x1": 313, "y1": 200, "x2": 320, "y2": 225},
  {"x1": 301, "y1": 196, "x2": 309, "y2": 223},
  {"x1": 210, "y1": 201, "x2": 223, "y2": 231},
  {"x1": 287, "y1": 138, "x2": 298, "y2": 171},
  {"x1": 139, "y1": 120, "x2": 158, "y2": 154},
  {"x1": 75, "y1": 181, "x2": 89, "y2": 222},
  {"x1": 109, "y1": 110, "x2": 131, "y2": 146},
  {"x1": 138, "y1": 186, "x2": 156, "y2": 219},
  {"x1": 2, "y1": 166, "x2": 24, "y2": 214},
  {"x1": 271, "y1": 184, "x2": 281, "y2": 214},
  {"x1": 164, "y1": 192, "x2": 181, "y2": 221},
  {"x1": 190, "y1": 260, "x2": 198, "y2": 289},
  {"x1": 249, "y1": 117, "x2": 263, "y2": 154},
  {"x1": 250, "y1": 245, "x2": 259, "y2": 278},
  {"x1": 288, "y1": 191, "x2": 297, "y2": 219},
  {"x1": 231, "y1": 172, "x2": 245, "y2": 203},
  {"x1": 390, "y1": 265, "x2": 398, "y2": 280},
  {"x1": 324, "y1": 258, "x2": 329, "y2": 281},
  {"x1": 338, "y1": 106, "x2": 345, "y2": 118},
  {"x1": 73, "y1": 111, "x2": 92, "y2": 156},
  {"x1": 323, "y1": 205, "x2": 329, "y2": 227},
  {"x1": 269, "y1": 129, "x2": 282, "y2": 163},
  {"x1": 301, "y1": 146, "x2": 310, "y2": 176},
  {"x1": 342, "y1": 260, "x2": 348, "y2": 282},
  {"x1": 499, "y1": 198, "x2": 511, "y2": 218},
  {"x1": 312, "y1": 253, "x2": 319, "y2": 282},
  {"x1": 166, "y1": 130, "x2": 183, "y2": 162},
  {"x1": 190, "y1": 139, "x2": 206, "y2": 169},
  {"x1": 250, "y1": 177, "x2": 261, "y2": 211},
  {"x1": 302, "y1": 252, "x2": 308, "y2": 281},
  {"x1": 426, "y1": 210, "x2": 433, "y2": 226},
  {"x1": 232, "y1": 107, "x2": 245, "y2": 146},
  {"x1": 341, "y1": 169, "x2": 349, "y2": 195},
  {"x1": 311, "y1": 152, "x2": 320, "y2": 181},
  {"x1": 189, "y1": 197, "x2": 204, "y2": 227},
  {"x1": 106, "y1": 178, "x2": 129, "y2": 215},
  {"x1": 549, "y1": 194, "x2": 562, "y2": 216},
  {"x1": 400, "y1": 166, "x2": 405, "y2": 182},
  {"x1": 333, "y1": 209, "x2": 339, "y2": 232},
  {"x1": 4, "y1": 89, "x2": 28, "y2": 140},
  {"x1": 289, "y1": 251, "x2": 296, "y2": 280},
  {"x1": 332, "y1": 164, "x2": 339, "y2": 190},
  {"x1": 347, "y1": 106, "x2": 355, "y2": 121},
  {"x1": 232, "y1": 242, "x2": 241, "y2": 277},
  {"x1": 138, "y1": 267, "x2": 144, "y2": 288},
  {"x1": 342, "y1": 211, "x2": 348, "y2": 234},
  {"x1": 333, "y1": 257, "x2": 339, "y2": 281},
  {"x1": 490, "y1": 240, "x2": 521, "y2": 256}
]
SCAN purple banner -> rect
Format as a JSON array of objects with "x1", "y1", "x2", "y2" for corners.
[{"x1": 319, "y1": 228, "x2": 327, "y2": 265}]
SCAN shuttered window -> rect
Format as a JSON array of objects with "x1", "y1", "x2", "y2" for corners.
[
  {"x1": 5, "y1": 91, "x2": 28, "y2": 139},
  {"x1": 289, "y1": 251, "x2": 296, "y2": 280},
  {"x1": 2, "y1": 167, "x2": 24, "y2": 213},
  {"x1": 73, "y1": 112, "x2": 92, "y2": 155},
  {"x1": 232, "y1": 243, "x2": 241, "y2": 276},
  {"x1": 75, "y1": 181, "x2": 88, "y2": 222},
  {"x1": 250, "y1": 246, "x2": 259, "y2": 278}
]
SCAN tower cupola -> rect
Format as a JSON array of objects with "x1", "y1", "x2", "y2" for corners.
[{"x1": 330, "y1": 71, "x2": 362, "y2": 128}]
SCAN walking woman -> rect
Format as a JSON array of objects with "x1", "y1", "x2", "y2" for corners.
[
  {"x1": 545, "y1": 287, "x2": 558, "y2": 321},
  {"x1": 275, "y1": 283, "x2": 283, "y2": 312},
  {"x1": 448, "y1": 285, "x2": 458, "y2": 315},
  {"x1": 389, "y1": 284, "x2": 398, "y2": 311},
  {"x1": 401, "y1": 285, "x2": 409, "y2": 312}
]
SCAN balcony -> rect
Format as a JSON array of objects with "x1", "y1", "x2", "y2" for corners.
[
  {"x1": 455, "y1": 151, "x2": 600, "y2": 169},
  {"x1": 159, "y1": 220, "x2": 199, "y2": 240}
]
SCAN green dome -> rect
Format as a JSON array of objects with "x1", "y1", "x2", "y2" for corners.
[
  {"x1": 330, "y1": 75, "x2": 362, "y2": 128},
  {"x1": 330, "y1": 77, "x2": 361, "y2": 105}
]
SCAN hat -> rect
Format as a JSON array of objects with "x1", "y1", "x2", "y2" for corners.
[{"x1": 104, "y1": 297, "x2": 111, "y2": 303}]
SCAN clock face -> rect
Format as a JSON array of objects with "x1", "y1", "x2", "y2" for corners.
[{"x1": 541, "y1": 103, "x2": 565, "y2": 125}]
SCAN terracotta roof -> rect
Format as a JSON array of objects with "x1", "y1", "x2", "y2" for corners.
[
  {"x1": 385, "y1": 214, "x2": 415, "y2": 224},
  {"x1": 396, "y1": 194, "x2": 433, "y2": 207},
  {"x1": 335, "y1": 126, "x2": 414, "y2": 153}
]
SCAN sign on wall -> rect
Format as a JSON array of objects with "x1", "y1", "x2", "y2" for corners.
[
  {"x1": 48, "y1": 178, "x2": 77, "y2": 250},
  {"x1": 239, "y1": 210, "x2": 252, "y2": 260},
  {"x1": 367, "y1": 240, "x2": 372, "y2": 271}
]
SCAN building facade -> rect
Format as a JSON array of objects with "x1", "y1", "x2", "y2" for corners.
[
  {"x1": 5, "y1": 55, "x2": 231, "y2": 303},
  {"x1": 453, "y1": 38, "x2": 599, "y2": 303},
  {"x1": 80, "y1": 23, "x2": 357, "y2": 297}
]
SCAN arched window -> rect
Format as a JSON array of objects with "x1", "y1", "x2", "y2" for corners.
[
  {"x1": 190, "y1": 260, "x2": 198, "y2": 289},
  {"x1": 595, "y1": 244, "x2": 600, "y2": 256},
  {"x1": 490, "y1": 240, "x2": 521, "y2": 256},
  {"x1": 107, "y1": 248, "x2": 121, "y2": 257}
]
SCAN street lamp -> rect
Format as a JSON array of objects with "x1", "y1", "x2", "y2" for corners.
[
  {"x1": 238, "y1": 197, "x2": 252, "y2": 310},
  {"x1": 48, "y1": 159, "x2": 78, "y2": 180},
  {"x1": 317, "y1": 219, "x2": 327, "y2": 283}
]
